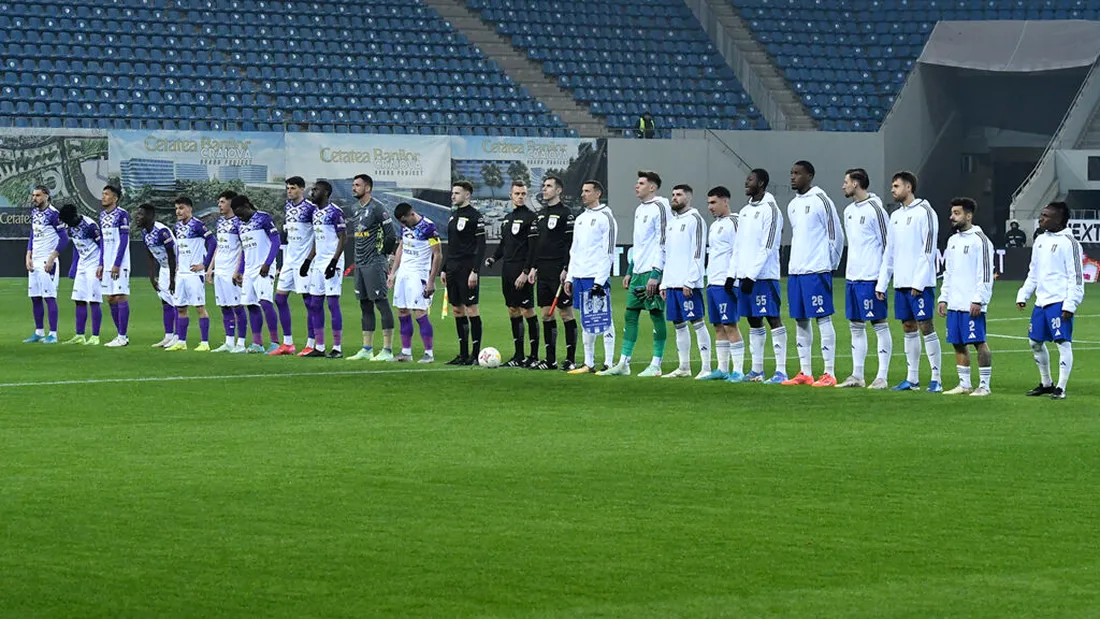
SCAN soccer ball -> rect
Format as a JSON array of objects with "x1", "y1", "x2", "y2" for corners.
[{"x1": 478, "y1": 347, "x2": 502, "y2": 368}]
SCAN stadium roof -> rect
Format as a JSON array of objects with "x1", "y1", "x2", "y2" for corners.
[{"x1": 919, "y1": 20, "x2": 1100, "y2": 72}]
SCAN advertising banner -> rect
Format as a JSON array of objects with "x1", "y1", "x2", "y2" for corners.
[{"x1": 287, "y1": 134, "x2": 451, "y2": 191}]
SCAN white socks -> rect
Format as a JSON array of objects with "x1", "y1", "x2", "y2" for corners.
[
  {"x1": 957, "y1": 364, "x2": 972, "y2": 389},
  {"x1": 874, "y1": 322, "x2": 892, "y2": 382},
  {"x1": 716, "y1": 340, "x2": 730, "y2": 373},
  {"x1": 1031, "y1": 340, "x2": 1052, "y2": 386},
  {"x1": 583, "y1": 330, "x2": 596, "y2": 368},
  {"x1": 1057, "y1": 341, "x2": 1073, "y2": 389},
  {"x1": 674, "y1": 322, "x2": 691, "y2": 370},
  {"x1": 818, "y1": 316, "x2": 836, "y2": 376},
  {"x1": 730, "y1": 340, "x2": 745, "y2": 375},
  {"x1": 904, "y1": 331, "x2": 921, "y2": 382},
  {"x1": 979, "y1": 366, "x2": 992, "y2": 390},
  {"x1": 749, "y1": 327, "x2": 766, "y2": 374},
  {"x1": 796, "y1": 319, "x2": 813, "y2": 375},
  {"x1": 693, "y1": 321, "x2": 711, "y2": 373},
  {"x1": 923, "y1": 332, "x2": 941, "y2": 383},
  {"x1": 771, "y1": 326, "x2": 788, "y2": 376},
  {"x1": 959, "y1": 364, "x2": 992, "y2": 390},
  {"x1": 850, "y1": 322, "x2": 868, "y2": 380},
  {"x1": 602, "y1": 328, "x2": 615, "y2": 367}
]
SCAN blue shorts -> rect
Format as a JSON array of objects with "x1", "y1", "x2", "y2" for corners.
[
  {"x1": 665, "y1": 288, "x2": 705, "y2": 323},
  {"x1": 737, "y1": 279, "x2": 782, "y2": 318},
  {"x1": 705, "y1": 285, "x2": 739, "y2": 325},
  {"x1": 894, "y1": 287, "x2": 935, "y2": 322},
  {"x1": 946, "y1": 310, "x2": 986, "y2": 345},
  {"x1": 788, "y1": 273, "x2": 834, "y2": 320},
  {"x1": 1029, "y1": 302, "x2": 1073, "y2": 342},
  {"x1": 846, "y1": 280, "x2": 887, "y2": 321}
]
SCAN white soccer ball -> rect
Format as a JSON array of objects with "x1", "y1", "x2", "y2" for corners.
[{"x1": 478, "y1": 347, "x2": 502, "y2": 368}]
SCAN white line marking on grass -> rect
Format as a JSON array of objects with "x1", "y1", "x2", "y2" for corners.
[
  {"x1": 0, "y1": 367, "x2": 466, "y2": 389},
  {"x1": 987, "y1": 333, "x2": 1100, "y2": 344},
  {"x1": 986, "y1": 314, "x2": 1100, "y2": 322}
]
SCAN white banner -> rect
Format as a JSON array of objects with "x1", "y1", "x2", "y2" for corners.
[{"x1": 287, "y1": 134, "x2": 450, "y2": 190}]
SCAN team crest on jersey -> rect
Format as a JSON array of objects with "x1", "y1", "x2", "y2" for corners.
[
  {"x1": 860, "y1": 216, "x2": 866, "y2": 224},
  {"x1": 754, "y1": 212, "x2": 760, "y2": 219},
  {"x1": 963, "y1": 246, "x2": 969, "y2": 254},
  {"x1": 511, "y1": 220, "x2": 522, "y2": 235},
  {"x1": 906, "y1": 216, "x2": 913, "y2": 224},
  {"x1": 457, "y1": 217, "x2": 467, "y2": 231},
  {"x1": 548, "y1": 215, "x2": 559, "y2": 229},
  {"x1": 805, "y1": 205, "x2": 811, "y2": 214},
  {"x1": 641, "y1": 215, "x2": 649, "y2": 224}
]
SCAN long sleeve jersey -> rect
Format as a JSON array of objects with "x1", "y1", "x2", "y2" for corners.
[
  {"x1": 938, "y1": 225, "x2": 995, "y2": 311},
  {"x1": 1016, "y1": 228, "x2": 1086, "y2": 313},
  {"x1": 876, "y1": 198, "x2": 938, "y2": 293},
  {"x1": 567, "y1": 203, "x2": 617, "y2": 285},
  {"x1": 705, "y1": 213, "x2": 738, "y2": 284},
  {"x1": 630, "y1": 196, "x2": 672, "y2": 275},
  {"x1": 731, "y1": 191, "x2": 782, "y2": 281},
  {"x1": 660, "y1": 207, "x2": 707, "y2": 290},
  {"x1": 843, "y1": 193, "x2": 889, "y2": 282},
  {"x1": 787, "y1": 186, "x2": 843, "y2": 275}
]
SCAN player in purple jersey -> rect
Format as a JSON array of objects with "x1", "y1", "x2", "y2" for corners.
[
  {"x1": 165, "y1": 196, "x2": 216, "y2": 351},
  {"x1": 136, "y1": 203, "x2": 178, "y2": 347},
  {"x1": 99, "y1": 185, "x2": 132, "y2": 347},
  {"x1": 389, "y1": 202, "x2": 442, "y2": 362},
  {"x1": 231, "y1": 194, "x2": 282, "y2": 353},
  {"x1": 272, "y1": 176, "x2": 316, "y2": 356},
  {"x1": 300, "y1": 180, "x2": 347, "y2": 358},
  {"x1": 24, "y1": 185, "x2": 68, "y2": 344},
  {"x1": 207, "y1": 190, "x2": 249, "y2": 353},
  {"x1": 59, "y1": 204, "x2": 104, "y2": 345}
]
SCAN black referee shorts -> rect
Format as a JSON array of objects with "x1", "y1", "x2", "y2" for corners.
[
  {"x1": 501, "y1": 262, "x2": 533, "y2": 309},
  {"x1": 536, "y1": 261, "x2": 571, "y2": 308},
  {"x1": 445, "y1": 265, "x2": 479, "y2": 307}
]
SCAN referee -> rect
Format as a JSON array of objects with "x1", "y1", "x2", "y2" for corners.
[
  {"x1": 527, "y1": 175, "x2": 577, "y2": 371},
  {"x1": 347, "y1": 173, "x2": 398, "y2": 361},
  {"x1": 444, "y1": 180, "x2": 486, "y2": 365},
  {"x1": 484, "y1": 180, "x2": 539, "y2": 367}
]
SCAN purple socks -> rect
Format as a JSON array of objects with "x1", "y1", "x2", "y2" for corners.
[
  {"x1": 176, "y1": 314, "x2": 190, "y2": 341},
  {"x1": 276, "y1": 292, "x2": 293, "y2": 339},
  {"x1": 417, "y1": 314, "x2": 434, "y2": 351},
  {"x1": 199, "y1": 316, "x2": 210, "y2": 343},
  {"x1": 90, "y1": 303, "x2": 102, "y2": 336},
  {"x1": 109, "y1": 302, "x2": 120, "y2": 331},
  {"x1": 32, "y1": 297, "x2": 45, "y2": 330},
  {"x1": 45, "y1": 298, "x2": 58, "y2": 332},
  {"x1": 222, "y1": 309, "x2": 235, "y2": 338},
  {"x1": 161, "y1": 304, "x2": 175, "y2": 335},
  {"x1": 248, "y1": 306, "x2": 264, "y2": 345},
  {"x1": 327, "y1": 295, "x2": 342, "y2": 347},
  {"x1": 311, "y1": 295, "x2": 326, "y2": 348},
  {"x1": 303, "y1": 294, "x2": 315, "y2": 340},
  {"x1": 399, "y1": 314, "x2": 414, "y2": 349},
  {"x1": 118, "y1": 301, "x2": 129, "y2": 337},
  {"x1": 75, "y1": 303, "x2": 88, "y2": 335},
  {"x1": 234, "y1": 306, "x2": 247, "y2": 341},
  {"x1": 260, "y1": 300, "x2": 278, "y2": 343}
]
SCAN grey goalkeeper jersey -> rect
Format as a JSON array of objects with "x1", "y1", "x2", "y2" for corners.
[{"x1": 352, "y1": 198, "x2": 396, "y2": 265}]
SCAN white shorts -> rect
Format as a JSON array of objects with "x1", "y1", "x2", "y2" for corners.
[
  {"x1": 71, "y1": 268, "x2": 102, "y2": 303},
  {"x1": 27, "y1": 263, "x2": 59, "y2": 298},
  {"x1": 156, "y1": 267, "x2": 175, "y2": 305},
  {"x1": 173, "y1": 274, "x2": 206, "y2": 307},
  {"x1": 213, "y1": 273, "x2": 242, "y2": 307},
  {"x1": 103, "y1": 265, "x2": 131, "y2": 296},
  {"x1": 394, "y1": 272, "x2": 432, "y2": 311},
  {"x1": 277, "y1": 263, "x2": 310, "y2": 294},
  {"x1": 242, "y1": 272, "x2": 275, "y2": 306},
  {"x1": 308, "y1": 265, "x2": 343, "y2": 297}
]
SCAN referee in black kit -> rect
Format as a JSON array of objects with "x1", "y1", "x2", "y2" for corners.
[
  {"x1": 527, "y1": 175, "x2": 578, "y2": 371},
  {"x1": 484, "y1": 180, "x2": 539, "y2": 368},
  {"x1": 443, "y1": 180, "x2": 487, "y2": 365}
]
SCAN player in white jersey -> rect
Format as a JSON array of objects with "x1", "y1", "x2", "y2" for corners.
[
  {"x1": 876, "y1": 171, "x2": 943, "y2": 392},
  {"x1": 729, "y1": 169, "x2": 789, "y2": 384},
  {"x1": 601, "y1": 170, "x2": 671, "y2": 377},
  {"x1": 231, "y1": 194, "x2": 282, "y2": 353},
  {"x1": 699, "y1": 185, "x2": 745, "y2": 382},
  {"x1": 658, "y1": 184, "x2": 711, "y2": 379},
  {"x1": 936, "y1": 198, "x2": 995, "y2": 396},
  {"x1": 837, "y1": 168, "x2": 893, "y2": 389},
  {"x1": 59, "y1": 204, "x2": 103, "y2": 346},
  {"x1": 782, "y1": 161, "x2": 844, "y2": 387},
  {"x1": 207, "y1": 190, "x2": 248, "y2": 353},
  {"x1": 23, "y1": 185, "x2": 67, "y2": 344},
  {"x1": 301, "y1": 180, "x2": 347, "y2": 358},
  {"x1": 1017, "y1": 201, "x2": 1086, "y2": 400},
  {"x1": 135, "y1": 204, "x2": 179, "y2": 348},
  {"x1": 273, "y1": 176, "x2": 316, "y2": 355},
  {"x1": 563, "y1": 180, "x2": 617, "y2": 374},
  {"x1": 99, "y1": 184, "x2": 132, "y2": 347},
  {"x1": 388, "y1": 202, "x2": 442, "y2": 363},
  {"x1": 164, "y1": 197, "x2": 214, "y2": 351}
]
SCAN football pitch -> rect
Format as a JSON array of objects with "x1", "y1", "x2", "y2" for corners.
[{"x1": 1, "y1": 277, "x2": 1098, "y2": 617}]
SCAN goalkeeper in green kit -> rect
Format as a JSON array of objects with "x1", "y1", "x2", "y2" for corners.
[{"x1": 599, "y1": 170, "x2": 672, "y2": 377}]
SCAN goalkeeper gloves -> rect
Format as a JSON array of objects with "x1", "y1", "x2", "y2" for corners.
[
  {"x1": 324, "y1": 260, "x2": 338, "y2": 279},
  {"x1": 591, "y1": 283, "x2": 605, "y2": 297},
  {"x1": 484, "y1": 256, "x2": 496, "y2": 268},
  {"x1": 724, "y1": 277, "x2": 736, "y2": 295},
  {"x1": 631, "y1": 286, "x2": 648, "y2": 301},
  {"x1": 740, "y1": 278, "x2": 754, "y2": 294},
  {"x1": 298, "y1": 258, "x2": 311, "y2": 278}
]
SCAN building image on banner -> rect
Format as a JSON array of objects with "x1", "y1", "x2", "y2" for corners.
[
  {"x1": 108, "y1": 130, "x2": 287, "y2": 224},
  {"x1": 449, "y1": 137, "x2": 608, "y2": 240},
  {"x1": 0, "y1": 131, "x2": 108, "y2": 239}
]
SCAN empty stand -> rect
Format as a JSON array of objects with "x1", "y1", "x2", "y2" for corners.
[
  {"x1": 464, "y1": 0, "x2": 769, "y2": 135},
  {"x1": 0, "y1": 0, "x2": 575, "y2": 136}
]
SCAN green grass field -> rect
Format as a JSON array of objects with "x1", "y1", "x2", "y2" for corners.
[{"x1": 1, "y1": 276, "x2": 1098, "y2": 618}]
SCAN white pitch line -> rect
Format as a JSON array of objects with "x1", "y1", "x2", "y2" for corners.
[
  {"x1": 986, "y1": 333, "x2": 1100, "y2": 344},
  {"x1": 986, "y1": 313, "x2": 1100, "y2": 322}
]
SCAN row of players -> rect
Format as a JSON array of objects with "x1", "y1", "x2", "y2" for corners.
[{"x1": 24, "y1": 165, "x2": 1084, "y2": 397}]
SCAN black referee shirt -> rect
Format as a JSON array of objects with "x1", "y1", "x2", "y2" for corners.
[
  {"x1": 446, "y1": 204, "x2": 486, "y2": 270},
  {"x1": 528, "y1": 203, "x2": 574, "y2": 267},
  {"x1": 492, "y1": 204, "x2": 537, "y2": 267}
]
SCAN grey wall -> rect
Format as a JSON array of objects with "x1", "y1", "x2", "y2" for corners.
[{"x1": 607, "y1": 131, "x2": 884, "y2": 241}]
